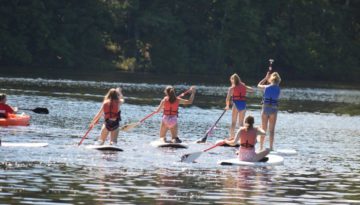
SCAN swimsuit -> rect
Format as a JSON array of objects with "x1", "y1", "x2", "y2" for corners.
[{"x1": 162, "y1": 115, "x2": 178, "y2": 129}]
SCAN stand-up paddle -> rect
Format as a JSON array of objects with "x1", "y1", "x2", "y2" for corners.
[
  {"x1": 120, "y1": 88, "x2": 192, "y2": 132},
  {"x1": 78, "y1": 118, "x2": 99, "y2": 146},
  {"x1": 181, "y1": 141, "x2": 225, "y2": 163},
  {"x1": 195, "y1": 109, "x2": 227, "y2": 143},
  {"x1": 19, "y1": 107, "x2": 49, "y2": 114}
]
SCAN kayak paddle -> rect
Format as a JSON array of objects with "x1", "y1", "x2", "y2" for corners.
[
  {"x1": 19, "y1": 107, "x2": 49, "y2": 114},
  {"x1": 181, "y1": 141, "x2": 225, "y2": 163},
  {"x1": 120, "y1": 88, "x2": 193, "y2": 132},
  {"x1": 195, "y1": 109, "x2": 227, "y2": 143}
]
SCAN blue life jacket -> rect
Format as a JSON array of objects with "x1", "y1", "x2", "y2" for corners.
[{"x1": 263, "y1": 85, "x2": 280, "y2": 106}]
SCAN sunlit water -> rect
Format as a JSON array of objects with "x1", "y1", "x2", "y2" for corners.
[{"x1": 0, "y1": 77, "x2": 360, "y2": 204}]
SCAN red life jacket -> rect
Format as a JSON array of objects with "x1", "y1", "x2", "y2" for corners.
[
  {"x1": 0, "y1": 103, "x2": 14, "y2": 118},
  {"x1": 163, "y1": 97, "x2": 179, "y2": 116},
  {"x1": 103, "y1": 100, "x2": 120, "y2": 120},
  {"x1": 239, "y1": 128, "x2": 257, "y2": 149},
  {"x1": 232, "y1": 83, "x2": 246, "y2": 101}
]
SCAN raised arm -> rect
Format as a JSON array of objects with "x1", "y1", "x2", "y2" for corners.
[
  {"x1": 116, "y1": 87, "x2": 125, "y2": 104},
  {"x1": 246, "y1": 85, "x2": 254, "y2": 93},
  {"x1": 225, "y1": 87, "x2": 233, "y2": 110},
  {"x1": 179, "y1": 86, "x2": 196, "y2": 105},
  {"x1": 257, "y1": 72, "x2": 271, "y2": 89}
]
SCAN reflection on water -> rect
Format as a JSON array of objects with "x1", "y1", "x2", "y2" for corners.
[{"x1": 0, "y1": 77, "x2": 360, "y2": 204}]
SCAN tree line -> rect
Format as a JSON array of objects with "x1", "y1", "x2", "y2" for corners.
[{"x1": 0, "y1": 0, "x2": 359, "y2": 82}]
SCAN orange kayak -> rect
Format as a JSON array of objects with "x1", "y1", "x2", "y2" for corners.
[{"x1": 0, "y1": 114, "x2": 30, "y2": 126}]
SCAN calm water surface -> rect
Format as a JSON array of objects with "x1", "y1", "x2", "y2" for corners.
[{"x1": 0, "y1": 77, "x2": 360, "y2": 204}]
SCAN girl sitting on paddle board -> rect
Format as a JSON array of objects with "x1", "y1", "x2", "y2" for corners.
[
  {"x1": 224, "y1": 115, "x2": 269, "y2": 162},
  {"x1": 0, "y1": 93, "x2": 17, "y2": 118},
  {"x1": 257, "y1": 72, "x2": 281, "y2": 151},
  {"x1": 90, "y1": 88, "x2": 124, "y2": 145},
  {"x1": 155, "y1": 86, "x2": 196, "y2": 143},
  {"x1": 225, "y1": 74, "x2": 254, "y2": 140}
]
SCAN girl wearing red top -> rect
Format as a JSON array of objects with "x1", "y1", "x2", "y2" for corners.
[
  {"x1": 155, "y1": 86, "x2": 196, "y2": 143},
  {"x1": 0, "y1": 93, "x2": 17, "y2": 118},
  {"x1": 90, "y1": 88, "x2": 124, "y2": 145}
]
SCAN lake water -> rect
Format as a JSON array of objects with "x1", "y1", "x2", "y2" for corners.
[{"x1": 0, "y1": 76, "x2": 360, "y2": 204}]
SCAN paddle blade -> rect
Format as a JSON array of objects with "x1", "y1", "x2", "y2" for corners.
[
  {"x1": 195, "y1": 136, "x2": 207, "y2": 144},
  {"x1": 180, "y1": 151, "x2": 202, "y2": 163},
  {"x1": 33, "y1": 108, "x2": 49, "y2": 114},
  {"x1": 120, "y1": 122, "x2": 140, "y2": 132}
]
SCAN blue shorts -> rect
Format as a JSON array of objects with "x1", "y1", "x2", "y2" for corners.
[
  {"x1": 262, "y1": 105, "x2": 278, "y2": 116},
  {"x1": 233, "y1": 100, "x2": 246, "y2": 111}
]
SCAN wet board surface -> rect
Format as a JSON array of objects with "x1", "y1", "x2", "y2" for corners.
[
  {"x1": 150, "y1": 141, "x2": 188, "y2": 149},
  {"x1": 1, "y1": 142, "x2": 48, "y2": 147},
  {"x1": 218, "y1": 154, "x2": 284, "y2": 167},
  {"x1": 270, "y1": 149, "x2": 297, "y2": 156},
  {"x1": 85, "y1": 145, "x2": 123, "y2": 151}
]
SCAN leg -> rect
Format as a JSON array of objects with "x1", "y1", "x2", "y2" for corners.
[
  {"x1": 170, "y1": 123, "x2": 178, "y2": 140},
  {"x1": 237, "y1": 109, "x2": 246, "y2": 128},
  {"x1": 260, "y1": 112, "x2": 269, "y2": 150},
  {"x1": 159, "y1": 121, "x2": 168, "y2": 142},
  {"x1": 229, "y1": 106, "x2": 238, "y2": 140},
  {"x1": 268, "y1": 112, "x2": 278, "y2": 151},
  {"x1": 254, "y1": 148, "x2": 270, "y2": 161},
  {"x1": 110, "y1": 128, "x2": 119, "y2": 144},
  {"x1": 99, "y1": 124, "x2": 109, "y2": 145}
]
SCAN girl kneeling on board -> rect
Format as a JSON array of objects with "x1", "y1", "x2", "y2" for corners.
[
  {"x1": 225, "y1": 74, "x2": 254, "y2": 140},
  {"x1": 224, "y1": 115, "x2": 269, "y2": 162},
  {"x1": 155, "y1": 86, "x2": 196, "y2": 143},
  {"x1": 90, "y1": 88, "x2": 124, "y2": 145}
]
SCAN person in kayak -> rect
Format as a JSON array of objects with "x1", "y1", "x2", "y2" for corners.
[
  {"x1": 0, "y1": 93, "x2": 17, "y2": 118},
  {"x1": 225, "y1": 74, "x2": 254, "y2": 140},
  {"x1": 90, "y1": 88, "x2": 124, "y2": 145},
  {"x1": 155, "y1": 86, "x2": 196, "y2": 143},
  {"x1": 257, "y1": 72, "x2": 281, "y2": 151},
  {"x1": 224, "y1": 115, "x2": 269, "y2": 162}
]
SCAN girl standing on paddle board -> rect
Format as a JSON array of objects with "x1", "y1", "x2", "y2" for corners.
[
  {"x1": 155, "y1": 86, "x2": 196, "y2": 143},
  {"x1": 225, "y1": 74, "x2": 254, "y2": 140},
  {"x1": 0, "y1": 93, "x2": 17, "y2": 118},
  {"x1": 257, "y1": 72, "x2": 281, "y2": 151},
  {"x1": 90, "y1": 88, "x2": 124, "y2": 145},
  {"x1": 224, "y1": 115, "x2": 269, "y2": 162}
]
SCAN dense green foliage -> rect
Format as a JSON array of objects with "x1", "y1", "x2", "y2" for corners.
[{"x1": 0, "y1": 0, "x2": 359, "y2": 81}]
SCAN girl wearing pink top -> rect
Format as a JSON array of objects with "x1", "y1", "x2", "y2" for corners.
[{"x1": 224, "y1": 115, "x2": 270, "y2": 162}]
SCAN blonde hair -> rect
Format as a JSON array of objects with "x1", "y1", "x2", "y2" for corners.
[
  {"x1": 230, "y1": 73, "x2": 241, "y2": 86},
  {"x1": 269, "y1": 72, "x2": 281, "y2": 85},
  {"x1": 104, "y1": 88, "x2": 119, "y2": 102}
]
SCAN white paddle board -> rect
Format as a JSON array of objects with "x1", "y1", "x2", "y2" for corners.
[
  {"x1": 218, "y1": 154, "x2": 284, "y2": 167},
  {"x1": 150, "y1": 140, "x2": 188, "y2": 149},
  {"x1": 85, "y1": 145, "x2": 123, "y2": 151},
  {"x1": 270, "y1": 149, "x2": 297, "y2": 156},
  {"x1": 1, "y1": 142, "x2": 48, "y2": 147}
]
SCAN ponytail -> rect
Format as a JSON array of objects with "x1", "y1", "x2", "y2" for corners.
[
  {"x1": 244, "y1": 115, "x2": 254, "y2": 131},
  {"x1": 165, "y1": 86, "x2": 177, "y2": 103}
]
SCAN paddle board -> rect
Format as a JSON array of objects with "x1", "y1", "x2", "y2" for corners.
[
  {"x1": 150, "y1": 140, "x2": 188, "y2": 149},
  {"x1": 218, "y1": 154, "x2": 284, "y2": 167},
  {"x1": 85, "y1": 145, "x2": 123, "y2": 151},
  {"x1": 1, "y1": 142, "x2": 48, "y2": 147},
  {"x1": 270, "y1": 149, "x2": 297, "y2": 156}
]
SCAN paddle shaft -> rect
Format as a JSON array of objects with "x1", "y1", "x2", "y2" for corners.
[
  {"x1": 78, "y1": 126, "x2": 93, "y2": 146},
  {"x1": 203, "y1": 141, "x2": 225, "y2": 152},
  {"x1": 19, "y1": 107, "x2": 49, "y2": 114},
  {"x1": 269, "y1": 59, "x2": 274, "y2": 72},
  {"x1": 197, "y1": 109, "x2": 227, "y2": 143}
]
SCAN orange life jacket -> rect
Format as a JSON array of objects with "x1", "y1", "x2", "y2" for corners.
[
  {"x1": 163, "y1": 97, "x2": 179, "y2": 116},
  {"x1": 103, "y1": 100, "x2": 120, "y2": 120},
  {"x1": 232, "y1": 83, "x2": 246, "y2": 101},
  {"x1": 239, "y1": 128, "x2": 257, "y2": 149}
]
